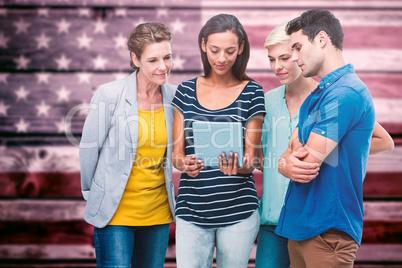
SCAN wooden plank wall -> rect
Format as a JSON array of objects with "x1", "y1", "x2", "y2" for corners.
[{"x1": 0, "y1": 0, "x2": 401, "y2": 267}]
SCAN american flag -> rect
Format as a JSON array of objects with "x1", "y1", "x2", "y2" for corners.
[
  {"x1": 0, "y1": 0, "x2": 402, "y2": 264},
  {"x1": 0, "y1": 1, "x2": 202, "y2": 135}
]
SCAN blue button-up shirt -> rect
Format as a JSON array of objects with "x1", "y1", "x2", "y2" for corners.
[{"x1": 275, "y1": 64, "x2": 375, "y2": 245}]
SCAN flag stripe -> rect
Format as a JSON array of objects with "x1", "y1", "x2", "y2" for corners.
[
  {"x1": 3, "y1": 72, "x2": 402, "y2": 98},
  {"x1": 0, "y1": 243, "x2": 401, "y2": 262},
  {"x1": 355, "y1": 244, "x2": 402, "y2": 262},
  {"x1": 1, "y1": 200, "x2": 401, "y2": 222},
  {"x1": 0, "y1": 172, "x2": 82, "y2": 197},
  {"x1": 246, "y1": 26, "x2": 402, "y2": 49},
  {"x1": 202, "y1": 9, "x2": 402, "y2": 27},
  {"x1": 249, "y1": 48, "x2": 402, "y2": 72},
  {"x1": 3, "y1": 0, "x2": 203, "y2": 7},
  {"x1": 0, "y1": 200, "x2": 85, "y2": 221},
  {"x1": 1, "y1": 10, "x2": 401, "y2": 71},
  {"x1": 0, "y1": 244, "x2": 95, "y2": 260},
  {"x1": 0, "y1": 221, "x2": 93, "y2": 245},
  {"x1": 1, "y1": 72, "x2": 401, "y2": 134},
  {"x1": 0, "y1": 218, "x2": 400, "y2": 245},
  {"x1": 0, "y1": 9, "x2": 201, "y2": 72},
  {"x1": 5, "y1": 0, "x2": 402, "y2": 8},
  {"x1": 1, "y1": 171, "x2": 402, "y2": 198},
  {"x1": 250, "y1": 73, "x2": 402, "y2": 98},
  {"x1": 201, "y1": 0, "x2": 402, "y2": 9},
  {"x1": 0, "y1": 146, "x2": 401, "y2": 173},
  {"x1": 1, "y1": 170, "x2": 401, "y2": 198}
]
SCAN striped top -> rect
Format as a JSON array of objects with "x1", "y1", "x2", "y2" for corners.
[{"x1": 172, "y1": 77, "x2": 266, "y2": 227}]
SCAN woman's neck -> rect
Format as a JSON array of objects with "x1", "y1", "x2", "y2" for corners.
[
  {"x1": 136, "y1": 71, "x2": 160, "y2": 97},
  {"x1": 285, "y1": 73, "x2": 318, "y2": 98},
  {"x1": 204, "y1": 72, "x2": 242, "y2": 88},
  {"x1": 284, "y1": 73, "x2": 319, "y2": 119}
]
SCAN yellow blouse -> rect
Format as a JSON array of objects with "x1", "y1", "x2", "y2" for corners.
[{"x1": 109, "y1": 107, "x2": 172, "y2": 226}]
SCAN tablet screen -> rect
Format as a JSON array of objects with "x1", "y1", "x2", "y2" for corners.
[{"x1": 192, "y1": 121, "x2": 244, "y2": 167}]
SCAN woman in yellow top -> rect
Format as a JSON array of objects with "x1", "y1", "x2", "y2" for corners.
[{"x1": 79, "y1": 22, "x2": 176, "y2": 268}]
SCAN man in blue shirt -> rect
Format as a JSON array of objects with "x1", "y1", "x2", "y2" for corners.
[{"x1": 276, "y1": 9, "x2": 375, "y2": 267}]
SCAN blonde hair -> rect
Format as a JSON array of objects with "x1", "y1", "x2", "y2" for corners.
[
  {"x1": 263, "y1": 21, "x2": 290, "y2": 49},
  {"x1": 127, "y1": 22, "x2": 172, "y2": 70}
]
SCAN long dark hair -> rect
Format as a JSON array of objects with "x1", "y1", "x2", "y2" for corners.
[{"x1": 198, "y1": 14, "x2": 252, "y2": 81}]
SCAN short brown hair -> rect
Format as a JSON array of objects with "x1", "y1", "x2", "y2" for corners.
[
  {"x1": 286, "y1": 9, "x2": 343, "y2": 50},
  {"x1": 127, "y1": 22, "x2": 172, "y2": 70}
]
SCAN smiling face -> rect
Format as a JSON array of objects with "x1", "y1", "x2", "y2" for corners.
[
  {"x1": 267, "y1": 42, "x2": 302, "y2": 85},
  {"x1": 202, "y1": 31, "x2": 244, "y2": 76},
  {"x1": 131, "y1": 40, "x2": 172, "y2": 85},
  {"x1": 289, "y1": 29, "x2": 323, "y2": 78}
]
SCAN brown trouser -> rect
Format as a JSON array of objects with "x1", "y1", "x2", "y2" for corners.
[{"x1": 288, "y1": 229, "x2": 359, "y2": 268}]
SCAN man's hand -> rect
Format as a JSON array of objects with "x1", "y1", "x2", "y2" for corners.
[{"x1": 278, "y1": 150, "x2": 319, "y2": 183}]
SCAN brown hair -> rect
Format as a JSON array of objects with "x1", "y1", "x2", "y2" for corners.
[{"x1": 127, "y1": 22, "x2": 172, "y2": 70}]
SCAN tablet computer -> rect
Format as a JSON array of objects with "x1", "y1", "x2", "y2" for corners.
[{"x1": 192, "y1": 121, "x2": 244, "y2": 167}]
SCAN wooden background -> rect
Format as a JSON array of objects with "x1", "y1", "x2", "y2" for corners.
[{"x1": 0, "y1": 0, "x2": 401, "y2": 267}]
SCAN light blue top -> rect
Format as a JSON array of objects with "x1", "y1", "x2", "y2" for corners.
[
  {"x1": 259, "y1": 85, "x2": 298, "y2": 225},
  {"x1": 275, "y1": 64, "x2": 375, "y2": 245}
]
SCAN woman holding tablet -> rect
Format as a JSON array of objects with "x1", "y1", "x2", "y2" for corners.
[{"x1": 171, "y1": 13, "x2": 265, "y2": 268}]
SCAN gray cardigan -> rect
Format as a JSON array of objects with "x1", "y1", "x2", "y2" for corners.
[{"x1": 79, "y1": 71, "x2": 176, "y2": 228}]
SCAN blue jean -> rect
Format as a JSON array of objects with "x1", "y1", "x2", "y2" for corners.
[
  {"x1": 93, "y1": 224, "x2": 170, "y2": 268},
  {"x1": 175, "y1": 209, "x2": 259, "y2": 268},
  {"x1": 255, "y1": 225, "x2": 290, "y2": 268}
]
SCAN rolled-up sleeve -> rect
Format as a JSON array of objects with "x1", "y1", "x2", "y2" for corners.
[{"x1": 311, "y1": 87, "x2": 364, "y2": 143}]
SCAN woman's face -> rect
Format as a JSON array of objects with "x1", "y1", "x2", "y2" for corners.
[
  {"x1": 132, "y1": 40, "x2": 172, "y2": 85},
  {"x1": 202, "y1": 31, "x2": 244, "y2": 76},
  {"x1": 267, "y1": 42, "x2": 301, "y2": 85}
]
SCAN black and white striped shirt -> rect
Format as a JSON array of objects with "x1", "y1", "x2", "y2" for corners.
[{"x1": 172, "y1": 77, "x2": 265, "y2": 227}]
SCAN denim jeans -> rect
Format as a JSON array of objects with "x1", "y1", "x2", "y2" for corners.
[
  {"x1": 93, "y1": 223, "x2": 170, "y2": 268},
  {"x1": 175, "y1": 209, "x2": 259, "y2": 268},
  {"x1": 255, "y1": 225, "x2": 290, "y2": 268}
]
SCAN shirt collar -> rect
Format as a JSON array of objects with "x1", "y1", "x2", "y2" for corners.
[{"x1": 314, "y1": 64, "x2": 355, "y2": 94}]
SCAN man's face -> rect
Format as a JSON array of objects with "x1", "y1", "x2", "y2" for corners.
[{"x1": 289, "y1": 30, "x2": 323, "y2": 78}]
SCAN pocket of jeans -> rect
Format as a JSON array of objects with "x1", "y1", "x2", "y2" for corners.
[
  {"x1": 87, "y1": 179, "x2": 105, "y2": 217},
  {"x1": 317, "y1": 230, "x2": 339, "y2": 252},
  {"x1": 337, "y1": 231, "x2": 359, "y2": 252}
]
